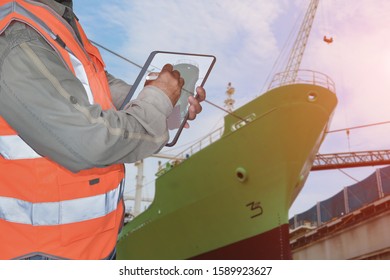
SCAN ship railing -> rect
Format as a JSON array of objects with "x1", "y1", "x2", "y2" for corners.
[
  {"x1": 267, "y1": 69, "x2": 336, "y2": 93},
  {"x1": 156, "y1": 126, "x2": 224, "y2": 176}
]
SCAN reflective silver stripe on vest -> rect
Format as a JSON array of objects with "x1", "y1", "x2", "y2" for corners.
[
  {"x1": 0, "y1": 2, "x2": 96, "y2": 159},
  {"x1": 0, "y1": 2, "x2": 56, "y2": 39},
  {"x1": 0, "y1": 2, "x2": 13, "y2": 20},
  {"x1": 68, "y1": 52, "x2": 94, "y2": 104},
  {"x1": 0, "y1": 135, "x2": 41, "y2": 159},
  {"x1": 0, "y1": 1, "x2": 96, "y2": 103},
  {"x1": 0, "y1": 180, "x2": 124, "y2": 226}
]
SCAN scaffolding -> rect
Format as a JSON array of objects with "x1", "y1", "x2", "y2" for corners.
[{"x1": 312, "y1": 150, "x2": 390, "y2": 171}]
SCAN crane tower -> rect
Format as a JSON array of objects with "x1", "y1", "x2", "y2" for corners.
[{"x1": 276, "y1": 0, "x2": 320, "y2": 86}]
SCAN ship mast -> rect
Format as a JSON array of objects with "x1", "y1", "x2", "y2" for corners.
[
  {"x1": 277, "y1": 0, "x2": 320, "y2": 86},
  {"x1": 224, "y1": 82, "x2": 236, "y2": 113}
]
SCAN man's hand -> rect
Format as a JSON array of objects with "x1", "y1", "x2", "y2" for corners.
[
  {"x1": 145, "y1": 63, "x2": 206, "y2": 128},
  {"x1": 185, "y1": 86, "x2": 205, "y2": 127},
  {"x1": 145, "y1": 64, "x2": 184, "y2": 106}
]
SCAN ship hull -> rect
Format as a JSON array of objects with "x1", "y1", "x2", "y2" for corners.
[
  {"x1": 191, "y1": 224, "x2": 291, "y2": 259},
  {"x1": 117, "y1": 84, "x2": 337, "y2": 259}
]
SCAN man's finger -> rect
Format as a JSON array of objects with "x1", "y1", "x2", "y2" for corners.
[
  {"x1": 187, "y1": 105, "x2": 197, "y2": 121},
  {"x1": 171, "y1": 70, "x2": 181, "y2": 80},
  {"x1": 188, "y1": 96, "x2": 202, "y2": 114},
  {"x1": 195, "y1": 86, "x2": 206, "y2": 102},
  {"x1": 161, "y1": 64, "x2": 174, "y2": 72}
]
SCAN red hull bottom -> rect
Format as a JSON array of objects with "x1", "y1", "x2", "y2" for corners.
[{"x1": 191, "y1": 224, "x2": 292, "y2": 260}]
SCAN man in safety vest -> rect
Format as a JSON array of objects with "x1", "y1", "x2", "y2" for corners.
[{"x1": 0, "y1": 0, "x2": 205, "y2": 259}]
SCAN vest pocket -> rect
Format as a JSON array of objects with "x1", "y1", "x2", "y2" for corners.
[{"x1": 57, "y1": 168, "x2": 124, "y2": 246}]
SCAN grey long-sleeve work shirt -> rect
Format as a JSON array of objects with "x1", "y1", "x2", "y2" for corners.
[{"x1": 0, "y1": 21, "x2": 173, "y2": 172}]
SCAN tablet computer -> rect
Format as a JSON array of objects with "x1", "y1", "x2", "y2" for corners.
[{"x1": 120, "y1": 51, "x2": 216, "y2": 146}]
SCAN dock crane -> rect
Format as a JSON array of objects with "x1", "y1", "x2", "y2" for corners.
[
  {"x1": 266, "y1": 0, "x2": 390, "y2": 173},
  {"x1": 276, "y1": 0, "x2": 320, "y2": 86}
]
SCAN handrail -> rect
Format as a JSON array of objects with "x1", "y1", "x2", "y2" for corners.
[
  {"x1": 268, "y1": 69, "x2": 336, "y2": 93},
  {"x1": 156, "y1": 127, "x2": 224, "y2": 176}
]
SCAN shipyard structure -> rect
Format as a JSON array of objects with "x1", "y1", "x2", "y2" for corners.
[{"x1": 289, "y1": 165, "x2": 390, "y2": 259}]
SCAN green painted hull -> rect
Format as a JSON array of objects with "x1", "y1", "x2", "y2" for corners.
[{"x1": 117, "y1": 83, "x2": 337, "y2": 259}]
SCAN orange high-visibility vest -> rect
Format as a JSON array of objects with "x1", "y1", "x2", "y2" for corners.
[{"x1": 0, "y1": 0, "x2": 125, "y2": 259}]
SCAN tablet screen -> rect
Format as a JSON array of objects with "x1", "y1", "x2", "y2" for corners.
[{"x1": 120, "y1": 51, "x2": 216, "y2": 146}]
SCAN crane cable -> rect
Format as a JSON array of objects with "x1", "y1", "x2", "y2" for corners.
[
  {"x1": 326, "y1": 120, "x2": 390, "y2": 183},
  {"x1": 338, "y1": 169, "x2": 359, "y2": 182},
  {"x1": 260, "y1": 6, "x2": 304, "y2": 93},
  {"x1": 92, "y1": 42, "x2": 390, "y2": 135},
  {"x1": 91, "y1": 40, "x2": 144, "y2": 69},
  {"x1": 326, "y1": 120, "x2": 390, "y2": 134}
]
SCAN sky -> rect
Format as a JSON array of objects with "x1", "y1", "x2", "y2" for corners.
[{"x1": 73, "y1": 0, "x2": 390, "y2": 217}]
